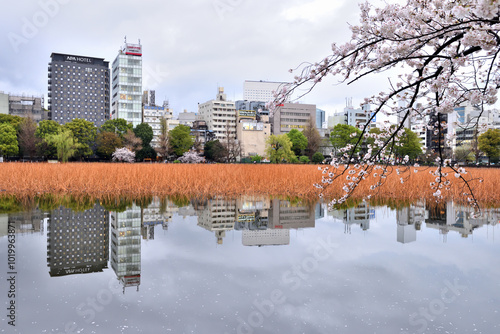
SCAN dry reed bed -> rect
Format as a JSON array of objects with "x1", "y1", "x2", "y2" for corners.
[{"x1": 0, "y1": 163, "x2": 499, "y2": 205}]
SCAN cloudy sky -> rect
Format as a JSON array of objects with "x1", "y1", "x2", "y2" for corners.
[{"x1": 1, "y1": 0, "x2": 392, "y2": 117}]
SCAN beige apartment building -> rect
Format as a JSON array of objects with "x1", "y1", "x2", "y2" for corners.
[{"x1": 236, "y1": 110, "x2": 270, "y2": 158}]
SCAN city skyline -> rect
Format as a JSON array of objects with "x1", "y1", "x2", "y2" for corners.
[{"x1": 1, "y1": 0, "x2": 394, "y2": 119}]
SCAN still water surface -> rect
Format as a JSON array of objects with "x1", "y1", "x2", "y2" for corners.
[{"x1": 1, "y1": 197, "x2": 499, "y2": 334}]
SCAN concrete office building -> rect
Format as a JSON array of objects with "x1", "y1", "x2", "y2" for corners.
[
  {"x1": 0, "y1": 91, "x2": 44, "y2": 122},
  {"x1": 243, "y1": 80, "x2": 288, "y2": 102},
  {"x1": 8, "y1": 94, "x2": 44, "y2": 122},
  {"x1": 48, "y1": 53, "x2": 110, "y2": 127},
  {"x1": 197, "y1": 87, "x2": 236, "y2": 140},
  {"x1": 111, "y1": 40, "x2": 143, "y2": 127},
  {"x1": 270, "y1": 102, "x2": 316, "y2": 135},
  {"x1": 178, "y1": 110, "x2": 197, "y2": 127}
]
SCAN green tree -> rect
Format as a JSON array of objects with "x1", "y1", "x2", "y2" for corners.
[
  {"x1": 299, "y1": 155, "x2": 310, "y2": 164},
  {"x1": 35, "y1": 120, "x2": 61, "y2": 158},
  {"x1": 134, "y1": 123, "x2": 153, "y2": 146},
  {"x1": 18, "y1": 117, "x2": 39, "y2": 158},
  {"x1": 96, "y1": 131, "x2": 122, "y2": 160},
  {"x1": 478, "y1": 129, "x2": 500, "y2": 165},
  {"x1": 265, "y1": 134, "x2": 295, "y2": 163},
  {"x1": 287, "y1": 129, "x2": 308, "y2": 156},
  {"x1": 393, "y1": 128, "x2": 422, "y2": 161},
  {"x1": 204, "y1": 140, "x2": 227, "y2": 162},
  {"x1": 312, "y1": 152, "x2": 325, "y2": 163},
  {"x1": 134, "y1": 123, "x2": 156, "y2": 161},
  {"x1": 45, "y1": 129, "x2": 77, "y2": 162},
  {"x1": 0, "y1": 123, "x2": 19, "y2": 157},
  {"x1": 100, "y1": 119, "x2": 133, "y2": 137},
  {"x1": 0, "y1": 114, "x2": 23, "y2": 131},
  {"x1": 168, "y1": 125, "x2": 194, "y2": 157},
  {"x1": 330, "y1": 124, "x2": 362, "y2": 157},
  {"x1": 64, "y1": 118, "x2": 97, "y2": 159}
]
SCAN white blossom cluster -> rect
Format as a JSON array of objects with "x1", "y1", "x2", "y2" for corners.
[
  {"x1": 278, "y1": 0, "x2": 497, "y2": 210},
  {"x1": 178, "y1": 151, "x2": 205, "y2": 164},
  {"x1": 112, "y1": 147, "x2": 135, "y2": 163}
]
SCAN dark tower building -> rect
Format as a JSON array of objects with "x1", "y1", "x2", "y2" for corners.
[{"x1": 48, "y1": 53, "x2": 110, "y2": 127}]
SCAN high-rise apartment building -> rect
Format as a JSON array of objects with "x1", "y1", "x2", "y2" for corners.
[
  {"x1": 111, "y1": 40, "x2": 143, "y2": 127},
  {"x1": 197, "y1": 87, "x2": 236, "y2": 140},
  {"x1": 48, "y1": 53, "x2": 110, "y2": 127}
]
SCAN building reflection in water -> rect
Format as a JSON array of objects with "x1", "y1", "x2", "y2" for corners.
[
  {"x1": 425, "y1": 201, "x2": 499, "y2": 242},
  {"x1": 193, "y1": 197, "x2": 237, "y2": 245},
  {"x1": 110, "y1": 204, "x2": 141, "y2": 293},
  {"x1": 0, "y1": 209, "x2": 45, "y2": 237},
  {"x1": 29, "y1": 196, "x2": 499, "y2": 285},
  {"x1": 141, "y1": 198, "x2": 172, "y2": 240},
  {"x1": 396, "y1": 200, "x2": 426, "y2": 244},
  {"x1": 327, "y1": 202, "x2": 375, "y2": 234},
  {"x1": 46, "y1": 204, "x2": 109, "y2": 277}
]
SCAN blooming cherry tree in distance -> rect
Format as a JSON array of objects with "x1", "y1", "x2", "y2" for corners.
[
  {"x1": 273, "y1": 0, "x2": 499, "y2": 212},
  {"x1": 178, "y1": 150, "x2": 205, "y2": 163},
  {"x1": 112, "y1": 147, "x2": 135, "y2": 163}
]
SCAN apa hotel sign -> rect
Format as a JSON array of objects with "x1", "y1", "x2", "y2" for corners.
[{"x1": 65, "y1": 55, "x2": 92, "y2": 64}]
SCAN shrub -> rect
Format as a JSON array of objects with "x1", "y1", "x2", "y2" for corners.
[
  {"x1": 299, "y1": 156, "x2": 310, "y2": 164},
  {"x1": 312, "y1": 152, "x2": 325, "y2": 163}
]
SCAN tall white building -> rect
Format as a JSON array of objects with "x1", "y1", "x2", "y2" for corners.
[
  {"x1": 243, "y1": 80, "x2": 289, "y2": 102},
  {"x1": 111, "y1": 40, "x2": 143, "y2": 127},
  {"x1": 197, "y1": 87, "x2": 236, "y2": 140},
  {"x1": 142, "y1": 105, "x2": 172, "y2": 148},
  {"x1": 344, "y1": 99, "x2": 374, "y2": 129}
]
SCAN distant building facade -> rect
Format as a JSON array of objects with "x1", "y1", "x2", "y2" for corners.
[
  {"x1": 0, "y1": 91, "x2": 44, "y2": 122},
  {"x1": 344, "y1": 99, "x2": 374, "y2": 129},
  {"x1": 48, "y1": 53, "x2": 110, "y2": 126},
  {"x1": 197, "y1": 87, "x2": 236, "y2": 140},
  {"x1": 243, "y1": 80, "x2": 288, "y2": 102},
  {"x1": 236, "y1": 109, "x2": 270, "y2": 158},
  {"x1": 270, "y1": 102, "x2": 316, "y2": 135}
]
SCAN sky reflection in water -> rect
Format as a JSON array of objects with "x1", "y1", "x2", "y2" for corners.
[{"x1": 0, "y1": 197, "x2": 499, "y2": 334}]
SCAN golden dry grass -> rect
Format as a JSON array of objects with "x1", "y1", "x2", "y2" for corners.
[{"x1": 0, "y1": 162, "x2": 499, "y2": 206}]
